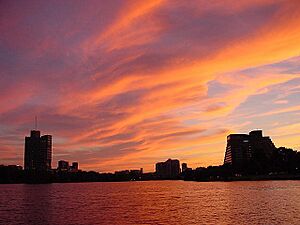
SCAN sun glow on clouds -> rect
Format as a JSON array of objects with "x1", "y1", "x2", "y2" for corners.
[{"x1": 1, "y1": 0, "x2": 300, "y2": 172}]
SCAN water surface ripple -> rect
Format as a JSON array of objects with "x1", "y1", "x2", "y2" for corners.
[{"x1": 0, "y1": 180, "x2": 299, "y2": 224}]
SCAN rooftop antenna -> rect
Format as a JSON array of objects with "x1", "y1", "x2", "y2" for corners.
[{"x1": 35, "y1": 116, "x2": 38, "y2": 130}]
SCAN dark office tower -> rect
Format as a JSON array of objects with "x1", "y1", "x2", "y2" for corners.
[
  {"x1": 24, "y1": 130, "x2": 52, "y2": 171},
  {"x1": 249, "y1": 130, "x2": 275, "y2": 160},
  {"x1": 40, "y1": 135, "x2": 52, "y2": 170},
  {"x1": 24, "y1": 130, "x2": 40, "y2": 170},
  {"x1": 224, "y1": 130, "x2": 276, "y2": 172},
  {"x1": 182, "y1": 163, "x2": 188, "y2": 172},
  {"x1": 224, "y1": 134, "x2": 251, "y2": 169},
  {"x1": 156, "y1": 159, "x2": 180, "y2": 179}
]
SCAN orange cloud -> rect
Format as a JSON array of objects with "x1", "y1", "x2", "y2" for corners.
[
  {"x1": 2, "y1": 1, "x2": 300, "y2": 171},
  {"x1": 85, "y1": 0, "x2": 164, "y2": 51}
]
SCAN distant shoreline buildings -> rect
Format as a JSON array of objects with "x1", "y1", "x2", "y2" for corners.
[
  {"x1": 1, "y1": 128, "x2": 300, "y2": 183},
  {"x1": 58, "y1": 160, "x2": 79, "y2": 172},
  {"x1": 155, "y1": 159, "x2": 191, "y2": 179},
  {"x1": 24, "y1": 129, "x2": 80, "y2": 173},
  {"x1": 19, "y1": 128, "x2": 300, "y2": 175}
]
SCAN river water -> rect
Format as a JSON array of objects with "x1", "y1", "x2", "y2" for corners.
[{"x1": 0, "y1": 180, "x2": 299, "y2": 224}]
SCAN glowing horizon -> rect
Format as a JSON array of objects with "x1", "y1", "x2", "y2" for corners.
[{"x1": 1, "y1": 0, "x2": 300, "y2": 172}]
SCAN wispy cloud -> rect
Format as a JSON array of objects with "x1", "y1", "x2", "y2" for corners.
[{"x1": 1, "y1": 0, "x2": 300, "y2": 171}]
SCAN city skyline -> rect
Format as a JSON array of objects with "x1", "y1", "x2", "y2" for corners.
[
  {"x1": 1, "y1": 128, "x2": 300, "y2": 183},
  {"x1": 1, "y1": 1, "x2": 300, "y2": 172},
  {"x1": 10, "y1": 127, "x2": 300, "y2": 174}
]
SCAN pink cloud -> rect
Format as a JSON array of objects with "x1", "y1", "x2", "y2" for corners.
[{"x1": 1, "y1": 1, "x2": 300, "y2": 171}]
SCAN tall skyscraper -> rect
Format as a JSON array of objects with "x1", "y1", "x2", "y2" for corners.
[
  {"x1": 24, "y1": 130, "x2": 52, "y2": 171},
  {"x1": 224, "y1": 134, "x2": 251, "y2": 167},
  {"x1": 224, "y1": 130, "x2": 276, "y2": 171}
]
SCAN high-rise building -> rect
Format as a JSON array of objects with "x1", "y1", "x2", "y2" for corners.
[
  {"x1": 248, "y1": 130, "x2": 275, "y2": 163},
  {"x1": 156, "y1": 159, "x2": 180, "y2": 179},
  {"x1": 41, "y1": 135, "x2": 52, "y2": 170},
  {"x1": 224, "y1": 130, "x2": 276, "y2": 171},
  {"x1": 224, "y1": 134, "x2": 251, "y2": 167},
  {"x1": 24, "y1": 130, "x2": 52, "y2": 171}
]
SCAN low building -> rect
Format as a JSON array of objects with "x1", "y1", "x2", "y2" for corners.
[
  {"x1": 58, "y1": 160, "x2": 69, "y2": 171},
  {"x1": 58, "y1": 160, "x2": 79, "y2": 172},
  {"x1": 69, "y1": 162, "x2": 79, "y2": 172}
]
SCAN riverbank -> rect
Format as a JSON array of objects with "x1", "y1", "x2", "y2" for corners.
[
  {"x1": 184, "y1": 174, "x2": 300, "y2": 182},
  {"x1": 1, "y1": 173, "x2": 300, "y2": 184}
]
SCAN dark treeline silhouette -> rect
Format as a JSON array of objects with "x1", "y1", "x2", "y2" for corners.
[{"x1": 0, "y1": 167, "x2": 157, "y2": 184}]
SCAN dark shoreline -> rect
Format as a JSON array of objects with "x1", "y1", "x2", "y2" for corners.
[
  {"x1": 192, "y1": 174, "x2": 300, "y2": 182},
  {"x1": 1, "y1": 174, "x2": 300, "y2": 184}
]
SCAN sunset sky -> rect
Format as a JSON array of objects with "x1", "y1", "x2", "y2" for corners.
[{"x1": 1, "y1": 0, "x2": 300, "y2": 172}]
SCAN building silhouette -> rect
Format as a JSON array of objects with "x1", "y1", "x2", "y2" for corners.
[
  {"x1": 58, "y1": 160, "x2": 69, "y2": 171},
  {"x1": 24, "y1": 130, "x2": 52, "y2": 171},
  {"x1": 71, "y1": 162, "x2": 79, "y2": 172},
  {"x1": 224, "y1": 130, "x2": 276, "y2": 171},
  {"x1": 156, "y1": 159, "x2": 180, "y2": 179},
  {"x1": 224, "y1": 134, "x2": 251, "y2": 166},
  {"x1": 182, "y1": 163, "x2": 188, "y2": 172},
  {"x1": 58, "y1": 160, "x2": 79, "y2": 172}
]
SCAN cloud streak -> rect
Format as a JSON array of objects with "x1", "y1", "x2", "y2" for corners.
[{"x1": 1, "y1": 0, "x2": 300, "y2": 171}]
